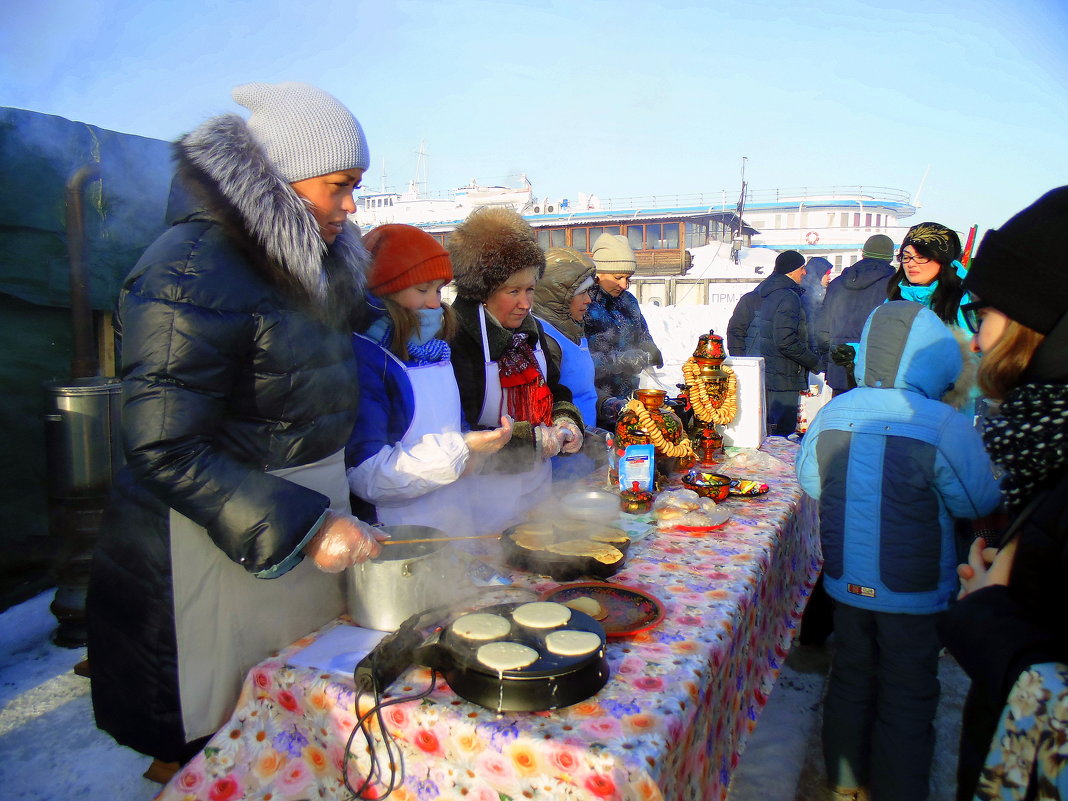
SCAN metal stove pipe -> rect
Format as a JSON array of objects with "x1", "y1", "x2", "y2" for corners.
[{"x1": 64, "y1": 164, "x2": 100, "y2": 378}]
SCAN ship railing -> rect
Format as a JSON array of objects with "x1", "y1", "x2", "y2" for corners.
[{"x1": 597, "y1": 185, "x2": 912, "y2": 211}]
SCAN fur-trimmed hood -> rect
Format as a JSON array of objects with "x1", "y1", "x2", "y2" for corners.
[
  {"x1": 533, "y1": 247, "x2": 595, "y2": 343},
  {"x1": 447, "y1": 207, "x2": 545, "y2": 302},
  {"x1": 173, "y1": 113, "x2": 368, "y2": 327}
]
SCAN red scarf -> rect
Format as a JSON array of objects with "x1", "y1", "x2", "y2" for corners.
[{"x1": 498, "y1": 332, "x2": 553, "y2": 426}]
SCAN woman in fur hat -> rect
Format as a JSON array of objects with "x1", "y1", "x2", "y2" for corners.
[
  {"x1": 346, "y1": 224, "x2": 512, "y2": 533},
  {"x1": 447, "y1": 208, "x2": 585, "y2": 532},
  {"x1": 533, "y1": 246, "x2": 601, "y2": 479},
  {"x1": 86, "y1": 82, "x2": 385, "y2": 775},
  {"x1": 937, "y1": 187, "x2": 1068, "y2": 800}
]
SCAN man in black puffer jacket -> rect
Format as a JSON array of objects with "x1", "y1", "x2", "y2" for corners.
[
  {"x1": 87, "y1": 83, "x2": 384, "y2": 771},
  {"x1": 744, "y1": 250, "x2": 820, "y2": 436},
  {"x1": 816, "y1": 234, "x2": 897, "y2": 396}
]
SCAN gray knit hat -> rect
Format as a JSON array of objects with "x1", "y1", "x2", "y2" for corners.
[
  {"x1": 591, "y1": 233, "x2": 637, "y2": 275},
  {"x1": 232, "y1": 82, "x2": 369, "y2": 182},
  {"x1": 862, "y1": 234, "x2": 895, "y2": 261}
]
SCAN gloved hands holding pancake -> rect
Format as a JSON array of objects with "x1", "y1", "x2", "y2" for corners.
[
  {"x1": 554, "y1": 417, "x2": 584, "y2": 455},
  {"x1": 305, "y1": 512, "x2": 387, "y2": 572}
]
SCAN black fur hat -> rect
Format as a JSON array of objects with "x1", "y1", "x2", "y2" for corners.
[{"x1": 447, "y1": 207, "x2": 546, "y2": 301}]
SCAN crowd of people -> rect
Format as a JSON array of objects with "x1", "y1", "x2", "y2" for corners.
[
  {"x1": 83, "y1": 81, "x2": 661, "y2": 782},
  {"x1": 80, "y1": 80, "x2": 1068, "y2": 801},
  {"x1": 727, "y1": 189, "x2": 1068, "y2": 800}
]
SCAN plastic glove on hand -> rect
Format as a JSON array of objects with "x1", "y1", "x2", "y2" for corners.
[
  {"x1": 305, "y1": 512, "x2": 387, "y2": 573},
  {"x1": 554, "y1": 418, "x2": 584, "y2": 454},
  {"x1": 551, "y1": 416, "x2": 585, "y2": 454},
  {"x1": 535, "y1": 424, "x2": 564, "y2": 459},
  {"x1": 830, "y1": 344, "x2": 857, "y2": 368},
  {"x1": 464, "y1": 414, "x2": 513, "y2": 455}
]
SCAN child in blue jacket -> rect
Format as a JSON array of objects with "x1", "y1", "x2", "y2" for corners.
[{"x1": 797, "y1": 300, "x2": 1001, "y2": 801}]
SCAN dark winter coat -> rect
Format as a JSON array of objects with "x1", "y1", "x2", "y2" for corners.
[
  {"x1": 726, "y1": 289, "x2": 760, "y2": 357},
  {"x1": 86, "y1": 114, "x2": 368, "y2": 761},
  {"x1": 797, "y1": 302, "x2": 1000, "y2": 614},
  {"x1": 800, "y1": 257, "x2": 832, "y2": 350},
  {"x1": 744, "y1": 272, "x2": 820, "y2": 392},
  {"x1": 937, "y1": 307, "x2": 1068, "y2": 800},
  {"x1": 816, "y1": 257, "x2": 895, "y2": 390},
  {"x1": 449, "y1": 296, "x2": 581, "y2": 474},
  {"x1": 583, "y1": 285, "x2": 661, "y2": 426}
]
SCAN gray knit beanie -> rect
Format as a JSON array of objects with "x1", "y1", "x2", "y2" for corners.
[
  {"x1": 232, "y1": 82, "x2": 369, "y2": 182},
  {"x1": 862, "y1": 234, "x2": 895, "y2": 261}
]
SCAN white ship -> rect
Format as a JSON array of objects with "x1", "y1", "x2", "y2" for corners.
[{"x1": 355, "y1": 174, "x2": 917, "y2": 308}]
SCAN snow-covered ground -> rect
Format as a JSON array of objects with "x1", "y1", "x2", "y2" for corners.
[{"x1": 0, "y1": 590, "x2": 968, "y2": 801}]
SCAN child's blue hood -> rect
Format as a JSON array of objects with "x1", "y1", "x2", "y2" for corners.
[{"x1": 855, "y1": 301, "x2": 962, "y2": 399}]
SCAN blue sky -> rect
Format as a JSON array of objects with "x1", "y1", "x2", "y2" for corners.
[{"x1": 3, "y1": 0, "x2": 1066, "y2": 236}]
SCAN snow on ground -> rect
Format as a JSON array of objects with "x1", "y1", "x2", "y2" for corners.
[{"x1": 0, "y1": 592, "x2": 157, "y2": 800}]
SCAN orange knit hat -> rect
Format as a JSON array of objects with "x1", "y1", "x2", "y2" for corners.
[{"x1": 364, "y1": 224, "x2": 453, "y2": 296}]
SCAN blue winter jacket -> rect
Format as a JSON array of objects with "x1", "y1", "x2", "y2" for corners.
[{"x1": 797, "y1": 301, "x2": 1001, "y2": 614}]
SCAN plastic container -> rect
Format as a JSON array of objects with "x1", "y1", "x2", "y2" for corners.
[{"x1": 560, "y1": 490, "x2": 619, "y2": 524}]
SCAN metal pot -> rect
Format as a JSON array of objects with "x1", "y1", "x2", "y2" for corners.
[{"x1": 346, "y1": 525, "x2": 473, "y2": 632}]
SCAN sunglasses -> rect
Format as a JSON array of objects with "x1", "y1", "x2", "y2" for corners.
[{"x1": 959, "y1": 300, "x2": 988, "y2": 335}]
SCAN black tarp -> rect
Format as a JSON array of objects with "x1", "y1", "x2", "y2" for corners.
[{"x1": 0, "y1": 107, "x2": 173, "y2": 607}]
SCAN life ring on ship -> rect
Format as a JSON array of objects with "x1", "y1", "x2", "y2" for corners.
[{"x1": 805, "y1": 231, "x2": 820, "y2": 245}]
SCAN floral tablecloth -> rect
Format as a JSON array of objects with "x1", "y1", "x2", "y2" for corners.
[{"x1": 158, "y1": 438, "x2": 820, "y2": 801}]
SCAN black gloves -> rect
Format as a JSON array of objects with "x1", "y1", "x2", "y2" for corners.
[
  {"x1": 641, "y1": 341, "x2": 665, "y2": 369},
  {"x1": 616, "y1": 349, "x2": 649, "y2": 374},
  {"x1": 830, "y1": 344, "x2": 856, "y2": 368}
]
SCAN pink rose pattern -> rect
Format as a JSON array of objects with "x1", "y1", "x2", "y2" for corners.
[{"x1": 157, "y1": 439, "x2": 818, "y2": 801}]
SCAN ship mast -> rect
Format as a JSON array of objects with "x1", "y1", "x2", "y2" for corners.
[
  {"x1": 733, "y1": 156, "x2": 748, "y2": 264},
  {"x1": 414, "y1": 140, "x2": 429, "y2": 198}
]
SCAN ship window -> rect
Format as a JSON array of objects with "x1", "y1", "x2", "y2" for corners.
[
  {"x1": 787, "y1": 213, "x2": 795, "y2": 230},
  {"x1": 550, "y1": 229, "x2": 567, "y2": 247},
  {"x1": 850, "y1": 255, "x2": 859, "y2": 266},
  {"x1": 572, "y1": 229, "x2": 588, "y2": 251},
  {"x1": 627, "y1": 226, "x2": 644, "y2": 251},
  {"x1": 865, "y1": 213, "x2": 872, "y2": 230},
  {"x1": 588, "y1": 226, "x2": 620, "y2": 245},
  {"x1": 662, "y1": 224, "x2": 680, "y2": 249},
  {"x1": 775, "y1": 214, "x2": 782, "y2": 229},
  {"x1": 827, "y1": 213, "x2": 835, "y2": 227},
  {"x1": 835, "y1": 255, "x2": 843, "y2": 270},
  {"x1": 536, "y1": 230, "x2": 551, "y2": 249},
  {"x1": 840, "y1": 214, "x2": 848, "y2": 228},
  {"x1": 685, "y1": 222, "x2": 708, "y2": 248},
  {"x1": 876, "y1": 213, "x2": 882, "y2": 228}
]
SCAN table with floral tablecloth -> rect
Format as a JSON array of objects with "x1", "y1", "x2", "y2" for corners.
[{"x1": 158, "y1": 437, "x2": 820, "y2": 801}]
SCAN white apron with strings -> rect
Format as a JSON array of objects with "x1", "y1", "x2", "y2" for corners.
[
  {"x1": 373, "y1": 348, "x2": 475, "y2": 536},
  {"x1": 170, "y1": 449, "x2": 348, "y2": 741},
  {"x1": 463, "y1": 306, "x2": 553, "y2": 535}
]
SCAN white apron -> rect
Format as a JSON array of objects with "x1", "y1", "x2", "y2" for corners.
[
  {"x1": 374, "y1": 351, "x2": 475, "y2": 537},
  {"x1": 463, "y1": 306, "x2": 553, "y2": 535},
  {"x1": 171, "y1": 449, "x2": 348, "y2": 741}
]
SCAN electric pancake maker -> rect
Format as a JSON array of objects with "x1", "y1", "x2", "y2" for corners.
[{"x1": 357, "y1": 602, "x2": 609, "y2": 713}]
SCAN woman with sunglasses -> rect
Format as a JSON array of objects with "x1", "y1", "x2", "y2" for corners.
[
  {"x1": 936, "y1": 186, "x2": 1068, "y2": 800},
  {"x1": 888, "y1": 222, "x2": 971, "y2": 329}
]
